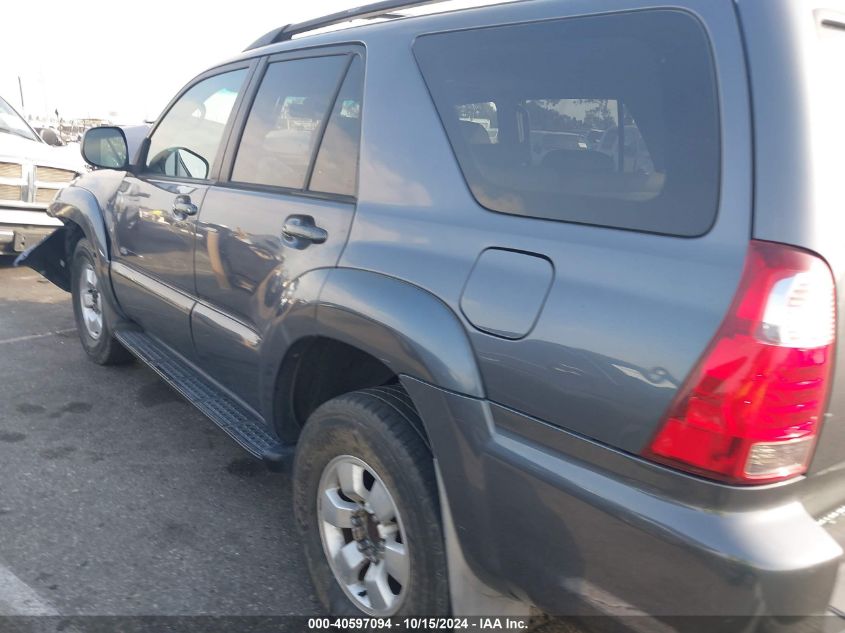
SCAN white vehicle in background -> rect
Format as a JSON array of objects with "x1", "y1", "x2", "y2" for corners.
[
  {"x1": 0, "y1": 96, "x2": 84, "y2": 254},
  {"x1": 529, "y1": 129, "x2": 587, "y2": 164},
  {"x1": 596, "y1": 124, "x2": 656, "y2": 175}
]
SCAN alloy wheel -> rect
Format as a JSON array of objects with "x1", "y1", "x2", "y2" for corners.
[
  {"x1": 78, "y1": 262, "x2": 103, "y2": 340},
  {"x1": 317, "y1": 455, "x2": 410, "y2": 616}
]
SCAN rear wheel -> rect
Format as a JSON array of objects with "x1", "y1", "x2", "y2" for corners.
[
  {"x1": 293, "y1": 387, "x2": 449, "y2": 616},
  {"x1": 70, "y1": 238, "x2": 132, "y2": 365}
]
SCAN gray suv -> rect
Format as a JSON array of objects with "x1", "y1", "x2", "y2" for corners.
[{"x1": 19, "y1": 0, "x2": 845, "y2": 627}]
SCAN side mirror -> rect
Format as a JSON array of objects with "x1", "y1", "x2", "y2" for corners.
[
  {"x1": 40, "y1": 128, "x2": 63, "y2": 146},
  {"x1": 175, "y1": 148, "x2": 209, "y2": 180},
  {"x1": 150, "y1": 146, "x2": 209, "y2": 180},
  {"x1": 82, "y1": 127, "x2": 129, "y2": 169}
]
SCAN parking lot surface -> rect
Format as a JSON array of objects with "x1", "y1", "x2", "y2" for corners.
[
  {"x1": 0, "y1": 256, "x2": 320, "y2": 617},
  {"x1": 0, "y1": 257, "x2": 581, "y2": 632}
]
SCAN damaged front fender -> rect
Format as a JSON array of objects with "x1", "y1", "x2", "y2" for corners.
[
  {"x1": 15, "y1": 182, "x2": 115, "y2": 292},
  {"x1": 14, "y1": 226, "x2": 71, "y2": 291},
  {"x1": 14, "y1": 181, "x2": 125, "y2": 323}
]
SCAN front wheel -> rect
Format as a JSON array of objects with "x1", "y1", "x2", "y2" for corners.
[
  {"x1": 293, "y1": 387, "x2": 449, "y2": 617},
  {"x1": 70, "y1": 238, "x2": 132, "y2": 365}
]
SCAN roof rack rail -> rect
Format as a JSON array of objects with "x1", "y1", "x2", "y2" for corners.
[{"x1": 245, "y1": 0, "x2": 446, "y2": 51}]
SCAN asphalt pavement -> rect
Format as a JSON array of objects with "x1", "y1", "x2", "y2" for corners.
[
  {"x1": 0, "y1": 256, "x2": 320, "y2": 617},
  {"x1": 0, "y1": 256, "x2": 580, "y2": 632}
]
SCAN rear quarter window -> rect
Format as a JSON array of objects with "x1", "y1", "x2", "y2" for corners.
[{"x1": 413, "y1": 10, "x2": 721, "y2": 236}]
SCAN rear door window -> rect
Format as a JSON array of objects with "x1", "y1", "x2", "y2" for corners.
[
  {"x1": 231, "y1": 55, "x2": 349, "y2": 190},
  {"x1": 414, "y1": 10, "x2": 720, "y2": 236},
  {"x1": 309, "y1": 56, "x2": 364, "y2": 197}
]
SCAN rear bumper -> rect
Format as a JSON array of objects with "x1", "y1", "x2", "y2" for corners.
[{"x1": 403, "y1": 377, "x2": 843, "y2": 620}]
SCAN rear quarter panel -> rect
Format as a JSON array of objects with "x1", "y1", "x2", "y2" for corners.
[{"x1": 342, "y1": 0, "x2": 753, "y2": 455}]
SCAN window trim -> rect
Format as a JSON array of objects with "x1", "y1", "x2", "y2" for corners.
[
  {"x1": 209, "y1": 179, "x2": 357, "y2": 205},
  {"x1": 137, "y1": 59, "x2": 258, "y2": 185},
  {"x1": 217, "y1": 44, "x2": 365, "y2": 202}
]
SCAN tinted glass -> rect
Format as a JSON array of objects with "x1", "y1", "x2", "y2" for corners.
[
  {"x1": 309, "y1": 56, "x2": 364, "y2": 197},
  {"x1": 146, "y1": 69, "x2": 246, "y2": 179},
  {"x1": 232, "y1": 56, "x2": 348, "y2": 189},
  {"x1": 414, "y1": 10, "x2": 720, "y2": 236}
]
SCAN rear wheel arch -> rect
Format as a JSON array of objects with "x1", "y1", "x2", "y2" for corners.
[
  {"x1": 316, "y1": 268, "x2": 485, "y2": 398},
  {"x1": 272, "y1": 336, "x2": 430, "y2": 451},
  {"x1": 266, "y1": 268, "x2": 483, "y2": 447}
]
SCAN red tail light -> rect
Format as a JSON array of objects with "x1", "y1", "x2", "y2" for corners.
[{"x1": 645, "y1": 240, "x2": 836, "y2": 484}]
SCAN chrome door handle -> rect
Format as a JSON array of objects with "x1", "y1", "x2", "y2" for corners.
[
  {"x1": 172, "y1": 194, "x2": 198, "y2": 219},
  {"x1": 282, "y1": 215, "x2": 328, "y2": 245}
]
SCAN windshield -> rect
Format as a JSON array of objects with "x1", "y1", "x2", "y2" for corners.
[{"x1": 0, "y1": 96, "x2": 41, "y2": 142}]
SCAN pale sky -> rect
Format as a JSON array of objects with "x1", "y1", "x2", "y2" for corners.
[
  {"x1": 0, "y1": 0, "x2": 373, "y2": 122},
  {"x1": 2, "y1": 0, "x2": 500, "y2": 124}
]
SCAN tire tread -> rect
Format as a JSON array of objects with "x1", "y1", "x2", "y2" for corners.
[{"x1": 293, "y1": 384, "x2": 449, "y2": 616}]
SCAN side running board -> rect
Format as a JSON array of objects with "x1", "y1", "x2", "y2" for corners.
[{"x1": 115, "y1": 329, "x2": 292, "y2": 465}]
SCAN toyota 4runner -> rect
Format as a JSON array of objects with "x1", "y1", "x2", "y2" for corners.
[{"x1": 18, "y1": 0, "x2": 845, "y2": 629}]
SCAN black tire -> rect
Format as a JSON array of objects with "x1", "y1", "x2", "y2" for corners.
[
  {"x1": 70, "y1": 238, "x2": 133, "y2": 365},
  {"x1": 293, "y1": 386, "x2": 449, "y2": 617}
]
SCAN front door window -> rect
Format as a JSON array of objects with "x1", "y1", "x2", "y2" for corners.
[{"x1": 146, "y1": 69, "x2": 247, "y2": 179}]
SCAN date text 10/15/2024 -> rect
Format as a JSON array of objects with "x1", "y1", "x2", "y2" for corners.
[{"x1": 307, "y1": 617, "x2": 532, "y2": 630}]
